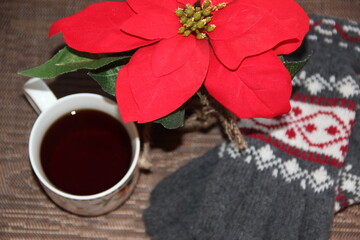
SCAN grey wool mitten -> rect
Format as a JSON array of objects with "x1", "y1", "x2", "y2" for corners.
[
  {"x1": 289, "y1": 15, "x2": 360, "y2": 212},
  {"x1": 143, "y1": 147, "x2": 221, "y2": 239},
  {"x1": 143, "y1": 15, "x2": 360, "y2": 240}
]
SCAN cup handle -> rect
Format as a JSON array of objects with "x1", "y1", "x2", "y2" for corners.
[{"x1": 23, "y1": 78, "x2": 58, "y2": 115}]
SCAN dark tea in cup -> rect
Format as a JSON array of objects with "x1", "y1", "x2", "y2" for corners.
[
  {"x1": 25, "y1": 78, "x2": 140, "y2": 216},
  {"x1": 40, "y1": 109, "x2": 132, "y2": 196}
]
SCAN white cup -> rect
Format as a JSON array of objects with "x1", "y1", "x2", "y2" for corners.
[{"x1": 23, "y1": 78, "x2": 140, "y2": 216}]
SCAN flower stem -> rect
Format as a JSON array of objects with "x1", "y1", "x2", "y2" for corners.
[{"x1": 188, "y1": 89, "x2": 247, "y2": 149}]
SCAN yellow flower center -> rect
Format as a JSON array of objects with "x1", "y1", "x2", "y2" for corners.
[{"x1": 175, "y1": 0, "x2": 226, "y2": 39}]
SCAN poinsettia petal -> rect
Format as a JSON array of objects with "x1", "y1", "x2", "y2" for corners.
[
  {"x1": 273, "y1": 38, "x2": 304, "y2": 55},
  {"x1": 152, "y1": 0, "x2": 178, "y2": 11},
  {"x1": 126, "y1": 0, "x2": 152, "y2": 13},
  {"x1": 208, "y1": 0, "x2": 308, "y2": 69},
  {"x1": 127, "y1": 0, "x2": 178, "y2": 13},
  {"x1": 49, "y1": 2, "x2": 155, "y2": 53},
  {"x1": 249, "y1": 0, "x2": 309, "y2": 38},
  {"x1": 121, "y1": 7, "x2": 179, "y2": 40},
  {"x1": 210, "y1": 11, "x2": 300, "y2": 69},
  {"x1": 152, "y1": 34, "x2": 196, "y2": 77},
  {"x1": 239, "y1": 0, "x2": 309, "y2": 54},
  {"x1": 126, "y1": 41, "x2": 209, "y2": 123},
  {"x1": 205, "y1": 50, "x2": 292, "y2": 119},
  {"x1": 116, "y1": 65, "x2": 141, "y2": 123},
  {"x1": 208, "y1": 2, "x2": 267, "y2": 40}
]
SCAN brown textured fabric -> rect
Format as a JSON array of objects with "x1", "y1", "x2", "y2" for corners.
[{"x1": 0, "y1": 1, "x2": 359, "y2": 239}]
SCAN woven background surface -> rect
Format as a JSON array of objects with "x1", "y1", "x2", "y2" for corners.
[{"x1": 1, "y1": 1, "x2": 360, "y2": 239}]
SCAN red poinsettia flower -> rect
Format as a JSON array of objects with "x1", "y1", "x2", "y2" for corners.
[{"x1": 49, "y1": 0, "x2": 309, "y2": 123}]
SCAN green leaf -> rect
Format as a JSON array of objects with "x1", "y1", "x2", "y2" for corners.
[
  {"x1": 19, "y1": 46, "x2": 132, "y2": 79},
  {"x1": 154, "y1": 108, "x2": 185, "y2": 129},
  {"x1": 279, "y1": 54, "x2": 311, "y2": 78},
  {"x1": 88, "y1": 62, "x2": 127, "y2": 96}
]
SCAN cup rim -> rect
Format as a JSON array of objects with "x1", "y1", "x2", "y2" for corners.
[{"x1": 29, "y1": 93, "x2": 140, "y2": 201}]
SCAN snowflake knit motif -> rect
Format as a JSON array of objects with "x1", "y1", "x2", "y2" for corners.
[
  {"x1": 237, "y1": 15, "x2": 360, "y2": 209},
  {"x1": 218, "y1": 142, "x2": 336, "y2": 193}
]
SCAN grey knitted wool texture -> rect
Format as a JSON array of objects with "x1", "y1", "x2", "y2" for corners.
[
  {"x1": 144, "y1": 147, "x2": 221, "y2": 239},
  {"x1": 290, "y1": 15, "x2": 360, "y2": 212},
  {"x1": 143, "y1": 15, "x2": 360, "y2": 240}
]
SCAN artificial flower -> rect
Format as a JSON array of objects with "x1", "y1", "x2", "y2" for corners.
[{"x1": 49, "y1": 0, "x2": 309, "y2": 123}]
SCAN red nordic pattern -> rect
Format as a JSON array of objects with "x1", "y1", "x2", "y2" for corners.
[
  {"x1": 310, "y1": 19, "x2": 360, "y2": 43},
  {"x1": 335, "y1": 189, "x2": 349, "y2": 211},
  {"x1": 239, "y1": 94, "x2": 356, "y2": 168}
]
